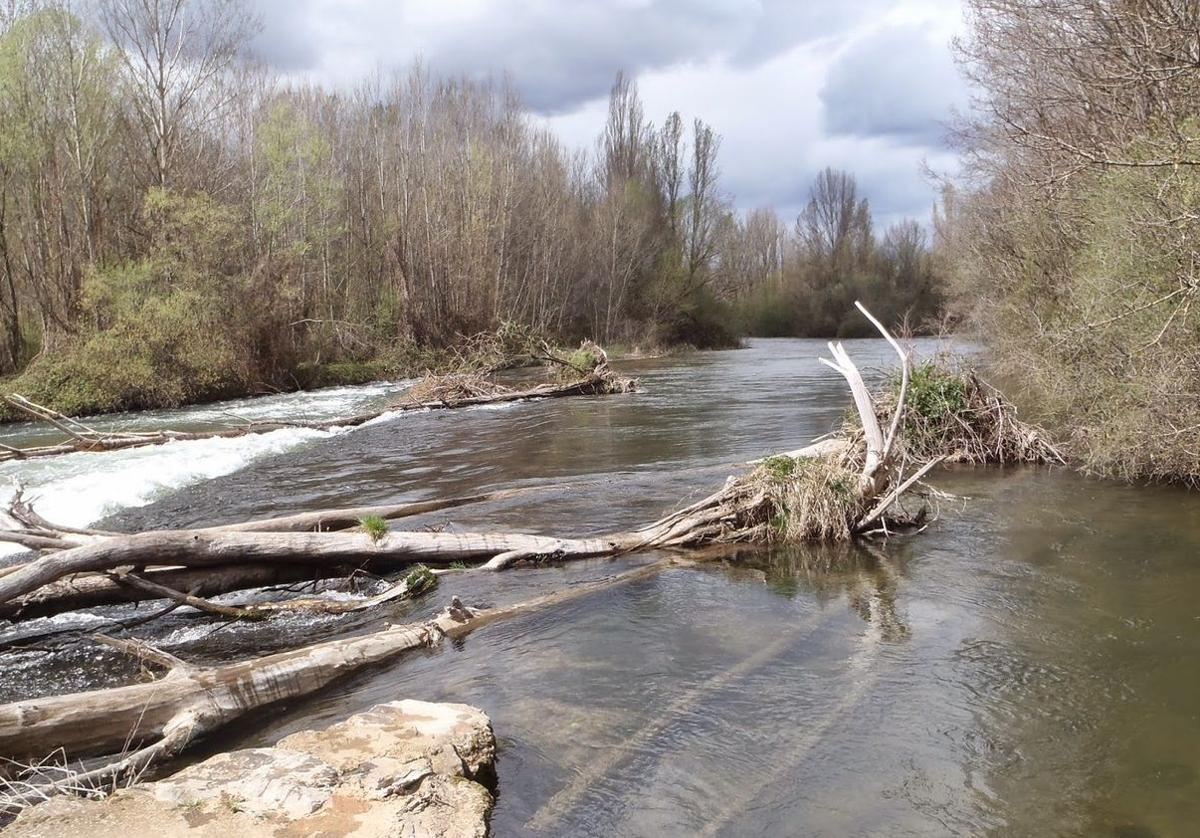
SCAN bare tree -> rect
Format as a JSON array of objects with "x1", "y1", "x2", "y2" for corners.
[
  {"x1": 683, "y1": 118, "x2": 723, "y2": 288},
  {"x1": 99, "y1": 0, "x2": 258, "y2": 189},
  {"x1": 657, "y1": 111, "x2": 684, "y2": 234},
  {"x1": 796, "y1": 168, "x2": 872, "y2": 269}
]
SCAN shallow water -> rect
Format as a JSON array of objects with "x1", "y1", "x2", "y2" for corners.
[{"x1": 2, "y1": 338, "x2": 1198, "y2": 837}]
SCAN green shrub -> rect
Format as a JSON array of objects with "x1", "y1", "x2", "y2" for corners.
[{"x1": 903, "y1": 360, "x2": 969, "y2": 420}]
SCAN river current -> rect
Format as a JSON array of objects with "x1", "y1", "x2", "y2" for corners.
[{"x1": 0, "y1": 338, "x2": 1196, "y2": 837}]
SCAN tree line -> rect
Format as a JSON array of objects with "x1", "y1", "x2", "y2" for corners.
[
  {"x1": 0, "y1": 0, "x2": 945, "y2": 415},
  {"x1": 733, "y1": 169, "x2": 944, "y2": 338},
  {"x1": 943, "y1": 0, "x2": 1200, "y2": 484}
]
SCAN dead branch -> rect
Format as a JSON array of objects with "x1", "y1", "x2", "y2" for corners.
[{"x1": 106, "y1": 565, "x2": 436, "y2": 620}]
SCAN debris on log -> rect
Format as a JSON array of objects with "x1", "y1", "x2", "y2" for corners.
[
  {"x1": 868, "y1": 356, "x2": 1063, "y2": 465},
  {"x1": 0, "y1": 343, "x2": 636, "y2": 463},
  {"x1": 0, "y1": 556, "x2": 689, "y2": 811}
]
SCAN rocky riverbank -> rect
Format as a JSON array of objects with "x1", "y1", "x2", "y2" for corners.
[{"x1": 6, "y1": 700, "x2": 496, "y2": 838}]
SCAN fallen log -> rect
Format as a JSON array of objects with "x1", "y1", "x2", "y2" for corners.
[
  {"x1": 0, "y1": 359, "x2": 636, "y2": 463},
  {"x1": 106, "y1": 564, "x2": 437, "y2": 620},
  {"x1": 0, "y1": 555, "x2": 689, "y2": 809},
  {"x1": 0, "y1": 530, "x2": 629, "y2": 613},
  {"x1": 0, "y1": 483, "x2": 554, "y2": 554}
]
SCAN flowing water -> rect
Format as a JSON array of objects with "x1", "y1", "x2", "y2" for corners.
[{"x1": 1, "y1": 339, "x2": 1198, "y2": 837}]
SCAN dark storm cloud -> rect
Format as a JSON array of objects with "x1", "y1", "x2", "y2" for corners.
[
  {"x1": 819, "y1": 23, "x2": 967, "y2": 146},
  {"x1": 247, "y1": 0, "x2": 966, "y2": 225},
  {"x1": 248, "y1": 0, "x2": 321, "y2": 71},
  {"x1": 250, "y1": 0, "x2": 890, "y2": 113}
]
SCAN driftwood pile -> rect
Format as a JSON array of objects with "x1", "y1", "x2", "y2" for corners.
[
  {"x1": 0, "y1": 341, "x2": 635, "y2": 463},
  {"x1": 0, "y1": 306, "x2": 1057, "y2": 814}
]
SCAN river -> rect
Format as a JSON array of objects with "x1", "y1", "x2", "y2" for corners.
[{"x1": 1, "y1": 338, "x2": 1197, "y2": 837}]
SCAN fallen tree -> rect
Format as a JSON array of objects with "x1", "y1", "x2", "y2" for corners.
[
  {"x1": 0, "y1": 555, "x2": 689, "y2": 811},
  {"x1": 0, "y1": 344, "x2": 635, "y2": 463},
  {"x1": 0, "y1": 483, "x2": 578, "y2": 617},
  {"x1": 0, "y1": 435, "x2": 841, "y2": 620}
]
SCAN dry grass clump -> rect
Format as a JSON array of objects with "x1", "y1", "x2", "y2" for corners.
[
  {"x1": 870, "y1": 358, "x2": 1063, "y2": 465},
  {"x1": 394, "y1": 372, "x2": 513, "y2": 406},
  {"x1": 740, "y1": 453, "x2": 869, "y2": 542},
  {"x1": 450, "y1": 321, "x2": 548, "y2": 373}
]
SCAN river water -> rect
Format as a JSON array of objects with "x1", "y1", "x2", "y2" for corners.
[{"x1": 1, "y1": 339, "x2": 1197, "y2": 837}]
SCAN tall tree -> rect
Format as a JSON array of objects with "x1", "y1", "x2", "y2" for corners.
[{"x1": 99, "y1": 0, "x2": 257, "y2": 189}]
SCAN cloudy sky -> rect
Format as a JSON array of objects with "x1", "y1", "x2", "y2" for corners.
[{"x1": 251, "y1": 0, "x2": 970, "y2": 229}]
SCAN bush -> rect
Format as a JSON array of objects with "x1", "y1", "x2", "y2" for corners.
[
  {"x1": 5, "y1": 285, "x2": 250, "y2": 417},
  {"x1": 954, "y1": 134, "x2": 1200, "y2": 484}
]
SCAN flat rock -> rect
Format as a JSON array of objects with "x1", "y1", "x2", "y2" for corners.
[{"x1": 7, "y1": 699, "x2": 496, "y2": 838}]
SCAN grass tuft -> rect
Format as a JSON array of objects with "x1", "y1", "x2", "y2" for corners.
[
  {"x1": 358, "y1": 515, "x2": 388, "y2": 542},
  {"x1": 403, "y1": 564, "x2": 436, "y2": 594},
  {"x1": 750, "y1": 455, "x2": 866, "y2": 542}
]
